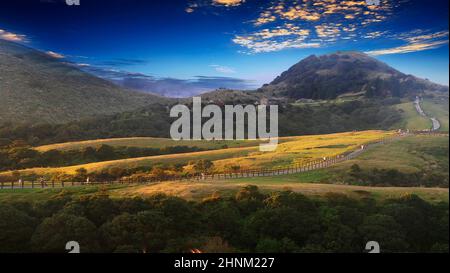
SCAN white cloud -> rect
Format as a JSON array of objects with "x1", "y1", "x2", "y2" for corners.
[
  {"x1": 210, "y1": 64, "x2": 236, "y2": 74},
  {"x1": 46, "y1": 51, "x2": 65, "y2": 59}
]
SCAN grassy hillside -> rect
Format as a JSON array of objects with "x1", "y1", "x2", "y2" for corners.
[
  {"x1": 212, "y1": 130, "x2": 393, "y2": 170},
  {"x1": 229, "y1": 135, "x2": 449, "y2": 187},
  {"x1": 0, "y1": 181, "x2": 447, "y2": 204},
  {"x1": 34, "y1": 137, "x2": 300, "y2": 152},
  {"x1": 422, "y1": 98, "x2": 449, "y2": 131},
  {"x1": 333, "y1": 135, "x2": 449, "y2": 174},
  {"x1": 394, "y1": 102, "x2": 431, "y2": 130},
  {"x1": 2, "y1": 131, "x2": 392, "y2": 177},
  {"x1": 1, "y1": 133, "x2": 448, "y2": 205},
  {"x1": 111, "y1": 181, "x2": 449, "y2": 203},
  {"x1": 238, "y1": 135, "x2": 449, "y2": 184},
  {"x1": 0, "y1": 40, "x2": 170, "y2": 124}
]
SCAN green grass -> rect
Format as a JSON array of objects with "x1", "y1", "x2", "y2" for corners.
[
  {"x1": 2, "y1": 180, "x2": 445, "y2": 204},
  {"x1": 422, "y1": 98, "x2": 449, "y2": 131},
  {"x1": 394, "y1": 102, "x2": 431, "y2": 130},
  {"x1": 227, "y1": 169, "x2": 332, "y2": 185},
  {"x1": 331, "y1": 135, "x2": 449, "y2": 175},
  {"x1": 0, "y1": 185, "x2": 128, "y2": 203}
]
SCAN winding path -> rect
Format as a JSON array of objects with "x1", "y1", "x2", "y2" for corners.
[{"x1": 415, "y1": 97, "x2": 441, "y2": 131}]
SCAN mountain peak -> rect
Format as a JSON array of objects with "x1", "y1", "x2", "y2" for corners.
[{"x1": 265, "y1": 51, "x2": 448, "y2": 99}]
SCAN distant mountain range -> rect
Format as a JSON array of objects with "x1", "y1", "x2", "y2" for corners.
[
  {"x1": 0, "y1": 40, "x2": 448, "y2": 126},
  {"x1": 0, "y1": 39, "x2": 172, "y2": 124}
]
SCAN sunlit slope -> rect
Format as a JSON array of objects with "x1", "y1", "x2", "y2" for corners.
[
  {"x1": 113, "y1": 181, "x2": 448, "y2": 203},
  {"x1": 212, "y1": 130, "x2": 394, "y2": 170},
  {"x1": 3, "y1": 131, "x2": 393, "y2": 176},
  {"x1": 34, "y1": 137, "x2": 300, "y2": 152}
]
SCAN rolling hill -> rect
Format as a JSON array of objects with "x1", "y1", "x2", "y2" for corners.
[
  {"x1": 0, "y1": 130, "x2": 392, "y2": 177},
  {"x1": 0, "y1": 39, "x2": 171, "y2": 124}
]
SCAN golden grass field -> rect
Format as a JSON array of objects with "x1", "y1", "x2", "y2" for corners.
[
  {"x1": 34, "y1": 137, "x2": 277, "y2": 152},
  {"x1": 0, "y1": 180, "x2": 447, "y2": 204},
  {"x1": 112, "y1": 181, "x2": 449, "y2": 203},
  {"x1": 106, "y1": 134, "x2": 449, "y2": 203},
  {"x1": 2, "y1": 130, "x2": 394, "y2": 177},
  {"x1": 1, "y1": 133, "x2": 448, "y2": 204}
]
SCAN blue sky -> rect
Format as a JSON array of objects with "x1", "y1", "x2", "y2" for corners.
[{"x1": 0, "y1": 0, "x2": 448, "y2": 96}]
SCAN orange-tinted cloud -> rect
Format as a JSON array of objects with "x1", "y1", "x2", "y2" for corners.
[
  {"x1": 0, "y1": 29, "x2": 26, "y2": 42},
  {"x1": 366, "y1": 30, "x2": 449, "y2": 56},
  {"x1": 213, "y1": 0, "x2": 245, "y2": 7}
]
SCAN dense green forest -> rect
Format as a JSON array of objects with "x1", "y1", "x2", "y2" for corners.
[
  {"x1": 0, "y1": 187, "x2": 448, "y2": 253},
  {"x1": 0, "y1": 99, "x2": 402, "y2": 146},
  {"x1": 346, "y1": 164, "x2": 449, "y2": 188}
]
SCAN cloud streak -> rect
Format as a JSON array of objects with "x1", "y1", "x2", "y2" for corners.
[
  {"x1": 74, "y1": 63, "x2": 254, "y2": 97},
  {"x1": 366, "y1": 30, "x2": 449, "y2": 56},
  {"x1": 186, "y1": 0, "x2": 245, "y2": 13},
  {"x1": 46, "y1": 51, "x2": 65, "y2": 59},
  {"x1": 0, "y1": 28, "x2": 26, "y2": 42},
  {"x1": 210, "y1": 64, "x2": 236, "y2": 74}
]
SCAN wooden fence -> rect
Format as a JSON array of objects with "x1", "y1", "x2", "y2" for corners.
[{"x1": 0, "y1": 135, "x2": 405, "y2": 190}]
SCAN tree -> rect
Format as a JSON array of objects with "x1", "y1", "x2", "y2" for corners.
[
  {"x1": 255, "y1": 237, "x2": 300, "y2": 253},
  {"x1": 31, "y1": 213, "x2": 99, "y2": 253},
  {"x1": 75, "y1": 168, "x2": 88, "y2": 181},
  {"x1": 203, "y1": 202, "x2": 241, "y2": 243},
  {"x1": 0, "y1": 205, "x2": 35, "y2": 252},
  {"x1": 82, "y1": 147, "x2": 97, "y2": 161},
  {"x1": 96, "y1": 145, "x2": 115, "y2": 161},
  {"x1": 193, "y1": 159, "x2": 214, "y2": 173},
  {"x1": 359, "y1": 214, "x2": 408, "y2": 252},
  {"x1": 101, "y1": 211, "x2": 169, "y2": 253},
  {"x1": 235, "y1": 185, "x2": 266, "y2": 216},
  {"x1": 244, "y1": 207, "x2": 320, "y2": 248},
  {"x1": 100, "y1": 213, "x2": 145, "y2": 252}
]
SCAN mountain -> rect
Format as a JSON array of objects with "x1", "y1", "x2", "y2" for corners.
[
  {"x1": 0, "y1": 39, "x2": 172, "y2": 124},
  {"x1": 260, "y1": 51, "x2": 449, "y2": 100}
]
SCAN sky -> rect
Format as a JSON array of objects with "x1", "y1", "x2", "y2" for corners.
[{"x1": 0, "y1": 0, "x2": 449, "y2": 97}]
